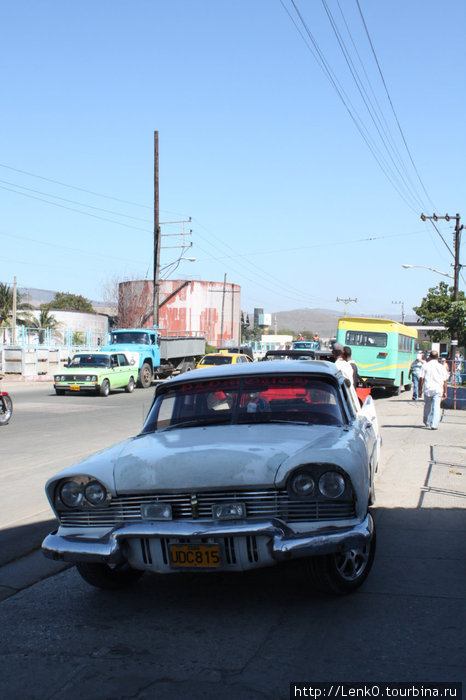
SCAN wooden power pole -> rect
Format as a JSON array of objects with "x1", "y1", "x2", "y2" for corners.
[{"x1": 152, "y1": 131, "x2": 161, "y2": 327}]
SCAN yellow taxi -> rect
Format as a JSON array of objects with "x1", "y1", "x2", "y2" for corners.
[{"x1": 196, "y1": 351, "x2": 253, "y2": 369}]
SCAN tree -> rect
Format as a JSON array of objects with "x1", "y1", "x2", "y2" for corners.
[
  {"x1": 413, "y1": 281, "x2": 466, "y2": 346},
  {"x1": 51, "y1": 292, "x2": 94, "y2": 313},
  {"x1": 0, "y1": 282, "x2": 32, "y2": 328},
  {"x1": 28, "y1": 306, "x2": 61, "y2": 343}
]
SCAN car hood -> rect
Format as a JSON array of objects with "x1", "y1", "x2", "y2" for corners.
[{"x1": 49, "y1": 424, "x2": 359, "y2": 494}]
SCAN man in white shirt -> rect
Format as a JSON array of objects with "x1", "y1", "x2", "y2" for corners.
[
  {"x1": 332, "y1": 343, "x2": 355, "y2": 384},
  {"x1": 418, "y1": 350, "x2": 449, "y2": 429}
]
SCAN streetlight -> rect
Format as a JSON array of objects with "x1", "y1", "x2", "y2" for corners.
[
  {"x1": 402, "y1": 264, "x2": 454, "y2": 279},
  {"x1": 159, "y1": 256, "x2": 196, "y2": 279}
]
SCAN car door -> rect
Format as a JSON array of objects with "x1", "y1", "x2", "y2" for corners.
[
  {"x1": 117, "y1": 353, "x2": 132, "y2": 387},
  {"x1": 110, "y1": 354, "x2": 122, "y2": 388}
]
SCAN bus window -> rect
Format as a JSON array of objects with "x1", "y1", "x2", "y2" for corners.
[{"x1": 345, "y1": 331, "x2": 387, "y2": 348}]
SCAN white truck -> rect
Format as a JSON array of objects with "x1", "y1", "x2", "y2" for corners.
[{"x1": 101, "y1": 328, "x2": 206, "y2": 388}]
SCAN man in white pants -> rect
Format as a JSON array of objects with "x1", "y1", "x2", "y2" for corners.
[{"x1": 418, "y1": 351, "x2": 448, "y2": 429}]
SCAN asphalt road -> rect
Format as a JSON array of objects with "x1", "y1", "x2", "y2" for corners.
[{"x1": 0, "y1": 381, "x2": 464, "y2": 698}]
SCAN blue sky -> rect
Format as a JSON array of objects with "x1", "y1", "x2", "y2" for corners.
[{"x1": 1, "y1": 0, "x2": 465, "y2": 318}]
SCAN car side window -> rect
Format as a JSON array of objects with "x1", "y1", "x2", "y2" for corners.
[
  {"x1": 111, "y1": 355, "x2": 119, "y2": 367},
  {"x1": 118, "y1": 354, "x2": 128, "y2": 366}
]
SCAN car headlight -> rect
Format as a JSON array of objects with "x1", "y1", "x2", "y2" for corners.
[
  {"x1": 84, "y1": 480, "x2": 108, "y2": 506},
  {"x1": 319, "y1": 471, "x2": 346, "y2": 498},
  {"x1": 212, "y1": 503, "x2": 246, "y2": 520},
  {"x1": 60, "y1": 481, "x2": 83, "y2": 508},
  {"x1": 288, "y1": 470, "x2": 315, "y2": 499}
]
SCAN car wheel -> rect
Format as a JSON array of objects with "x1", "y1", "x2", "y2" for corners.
[
  {"x1": 125, "y1": 376, "x2": 135, "y2": 393},
  {"x1": 76, "y1": 561, "x2": 143, "y2": 590},
  {"x1": 99, "y1": 379, "x2": 110, "y2": 397},
  {"x1": 55, "y1": 388, "x2": 65, "y2": 396},
  {"x1": 305, "y1": 520, "x2": 376, "y2": 595},
  {"x1": 138, "y1": 362, "x2": 152, "y2": 388},
  {"x1": 0, "y1": 395, "x2": 13, "y2": 425},
  {"x1": 181, "y1": 361, "x2": 195, "y2": 373}
]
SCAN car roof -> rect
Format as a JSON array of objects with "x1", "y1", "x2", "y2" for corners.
[
  {"x1": 200, "y1": 352, "x2": 243, "y2": 359},
  {"x1": 264, "y1": 350, "x2": 316, "y2": 358},
  {"x1": 165, "y1": 359, "x2": 342, "y2": 386}
]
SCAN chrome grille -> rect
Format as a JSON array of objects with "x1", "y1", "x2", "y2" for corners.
[{"x1": 59, "y1": 489, "x2": 355, "y2": 527}]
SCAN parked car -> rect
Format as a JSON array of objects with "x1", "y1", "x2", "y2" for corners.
[
  {"x1": 217, "y1": 345, "x2": 254, "y2": 361},
  {"x1": 263, "y1": 349, "x2": 334, "y2": 362},
  {"x1": 42, "y1": 360, "x2": 380, "y2": 594},
  {"x1": 196, "y1": 352, "x2": 253, "y2": 369},
  {"x1": 54, "y1": 352, "x2": 137, "y2": 396}
]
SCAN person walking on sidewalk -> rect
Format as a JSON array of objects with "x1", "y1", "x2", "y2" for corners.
[
  {"x1": 418, "y1": 351, "x2": 448, "y2": 429},
  {"x1": 409, "y1": 353, "x2": 425, "y2": 401}
]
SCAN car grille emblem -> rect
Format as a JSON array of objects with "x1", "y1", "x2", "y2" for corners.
[{"x1": 190, "y1": 493, "x2": 199, "y2": 519}]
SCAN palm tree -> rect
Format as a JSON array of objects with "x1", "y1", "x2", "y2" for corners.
[{"x1": 28, "y1": 306, "x2": 61, "y2": 344}]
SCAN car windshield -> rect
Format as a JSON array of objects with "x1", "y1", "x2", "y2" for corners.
[
  {"x1": 110, "y1": 332, "x2": 150, "y2": 344},
  {"x1": 142, "y1": 375, "x2": 345, "y2": 432},
  {"x1": 69, "y1": 355, "x2": 110, "y2": 368},
  {"x1": 199, "y1": 355, "x2": 233, "y2": 366}
]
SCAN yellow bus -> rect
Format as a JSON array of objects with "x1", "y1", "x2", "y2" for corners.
[{"x1": 337, "y1": 317, "x2": 418, "y2": 395}]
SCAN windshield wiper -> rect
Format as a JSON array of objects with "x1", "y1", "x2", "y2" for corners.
[{"x1": 160, "y1": 416, "x2": 232, "y2": 431}]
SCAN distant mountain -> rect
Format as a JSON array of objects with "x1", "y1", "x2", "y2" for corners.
[
  {"x1": 253, "y1": 308, "x2": 418, "y2": 339},
  {"x1": 18, "y1": 287, "x2": 106, "y2": 309}
]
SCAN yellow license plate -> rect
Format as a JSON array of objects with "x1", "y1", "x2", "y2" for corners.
[
  {"x1": 169, "y1": 544, "x2": 220, "y2": 569},
  {"x1": 69, "y1": 385, "x2": 81, "y2": 391}
]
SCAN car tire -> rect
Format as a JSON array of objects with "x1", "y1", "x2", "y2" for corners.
[
  {"x1": 138, "y1": 362, "x2": 152, "y2": 388},
  {"x1": 125, "y1": 376, "x2": 135, "y2": 393},
  {"x1": 99, "y1": 379, "x2": 110, "y2": 397},
  {"x1": 0, "y1": 395, "x2": 13, "y2": 425},
  {"x1": 55, "y1": 389, "x2": 65, "y2": 396},
  {"x1": 76, "y1": 561, "x2": 143, "y2": 590},
  {"x1": 305, "y1": 518, "x2": 376, "y2": 595},
  {"x1": 181, "y1": 361, "x2": 195, "y2": 373}
]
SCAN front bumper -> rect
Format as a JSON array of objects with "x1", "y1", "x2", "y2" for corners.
[{"x1": 42, "y1": 514, "x2": 374, "y2": 567}]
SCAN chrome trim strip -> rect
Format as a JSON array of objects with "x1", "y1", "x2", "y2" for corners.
[{"x1": 42, "y1": 514, "x2": 374, "y2": 564}]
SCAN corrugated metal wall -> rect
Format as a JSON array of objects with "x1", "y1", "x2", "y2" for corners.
[{"x1": 118, "y1": 279, "x2": 241, "y2": 346}]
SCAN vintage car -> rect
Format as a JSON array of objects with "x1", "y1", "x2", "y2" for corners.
[
  {"x1": 42, "y1": 360, "x2": 380, "y2": 594},
  {"x1": 196, "y1": 352, "x2": 253, "y2": 369},
  {"x1": 54, "y1": 352, "x2": 137, "y2": 396},
  {"x1": 262, "y1": 349, "x2": 334, "y2": 362}
]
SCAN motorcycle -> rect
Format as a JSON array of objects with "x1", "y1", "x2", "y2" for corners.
[{"x1": 0, "y1": 376, "x2": 13, "y2": 426}]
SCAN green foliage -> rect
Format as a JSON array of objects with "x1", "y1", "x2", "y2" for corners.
[
  {"x1": 0, "y1": 282, "x2": 32, "y2": 326},
  {"x1": 72, "y1": 331, "x2": 85, "y2": 345},
  {"x1": 51, "y1": 292, "x2": 94, "y2": 312},
  {"x1": 242, "y1": 325, "x2": 262, "y2": 342},
  {"x1": 413, "y1": 282, "x2": 466, "y2": 346}
]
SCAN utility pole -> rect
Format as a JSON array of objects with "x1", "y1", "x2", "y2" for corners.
[
  {"x1": 152, "y1": 131, "x2": 161, "y2": 327},
  {"x1": 336, "y1": 297, "x2": 357, "y2": 316},
  {"x1": 220, "y1": 273, "x2": 227, "y2": 345},
  {"x1": 392, "y1": 300, "x2": 405, "y2": 323},
  {"x1": 12, "y1": 276, "x2": 17, "y2": 344},
  {"x1": 420, "y1": 212, "x2": 463, "y2": 301}
]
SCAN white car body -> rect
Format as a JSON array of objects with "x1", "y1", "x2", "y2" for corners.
[{"x1": 43, "y1": 361, "x2": 381, "y2": 594}]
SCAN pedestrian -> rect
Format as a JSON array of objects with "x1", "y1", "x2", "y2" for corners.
[
  {"x1": 332, "y1": 342, "x2": 354, "y2": 385},
  {"x1": 418, "y1": 350, "x2": 449, "y2": 430},
  {"x1": 408, "y1": 352, "x2": 425, "y2": 401},
  {"x1": 313, "y1": 333, "x2": 321, "y2": 349},
  {"x1": 297, "y1": 333, "x2": 303, "y2": 341},
  {"x1": 343, "y1": 345, "x2": 361, "y2": 386},
  {"x1": 454, "y1": 351, "x2": 463, "y2": 384}
]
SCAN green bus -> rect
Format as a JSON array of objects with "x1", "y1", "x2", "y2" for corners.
[{"x1": 336, "y1": 317, "x2": 418, "y2": 394}]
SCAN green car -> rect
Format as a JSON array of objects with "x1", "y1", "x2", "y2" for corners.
[{"x1": 54, "y1": 353, "x2": 137, "y2": 397}]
